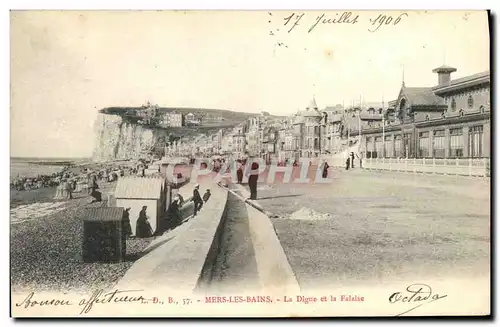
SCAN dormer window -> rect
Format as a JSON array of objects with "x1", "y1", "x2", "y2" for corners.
[
  {"x1": 442, "y1": 112, "x2": 446, "y2": 119},
  {"x1": 480, "y1": 105, "x2": 485, "y2": 113},
  {"x1": 459, "y1": 109, "x2": 464, "y2": 117},
  {"x1": 425, "y1": 114, "x2": 430, "y2": 121}
]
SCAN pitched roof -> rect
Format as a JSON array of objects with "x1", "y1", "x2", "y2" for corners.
[
  {"x1": 303, "y1": 109, "x2": 323, "y2": 117},
  {"x1": 81, "y1": 207, "x2": 124, "y2": 222},
  {"x1": 403, "y1": 87, "x2": 445, "y2": 106},
  {"x1": 307, "y1": 96, "x2": 318, "y2": 110},
  {"x1": 114, "y1": 176, "x2": 165, "y2": 199},
  {"x1": 327, "y1": 112, "x2": 343, "y2": 122},
  {"x1": 343, "y1": 114, "x2": 361, "y2": 131},
  {"x1": 388, "y1": 100, "x2": 398, "y2": 107}
]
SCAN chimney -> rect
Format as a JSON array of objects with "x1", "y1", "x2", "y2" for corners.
[{"x1": 432, "y1": 65, "x2": 457, "y2": 85}]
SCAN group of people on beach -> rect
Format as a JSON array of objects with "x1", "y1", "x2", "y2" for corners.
[
  {"x1": 120, "y1": 183, "x2": 212, "y2": 239},
  {"x1": 11, "y1": 166, "x2": 75, "y2": 191}
]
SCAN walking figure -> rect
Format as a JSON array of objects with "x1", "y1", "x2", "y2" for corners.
[
  {"x1": 236, "y1": 160, "x2": 244, "y2": 184},
  {"x1": 247, "y1": 162, "x2": 259, "y2": 200},
  {"x1": 322, "y1": 161, "x2": 330, "y2": 178},
  {"x1": 203, "y1": 189, "x2": 211, "y2": 203},
  {"x1": 193, "y1": 184, "x2": 203, "y2": 216}
]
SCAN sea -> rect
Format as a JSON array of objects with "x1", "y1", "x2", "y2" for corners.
[{"x1": 10, "y1": 157, "x2": 91, "y2": 182}]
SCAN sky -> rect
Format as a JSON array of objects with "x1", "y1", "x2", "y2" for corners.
[{"x1": 10, "y1": 10, "x2": 490, "y2": 158}]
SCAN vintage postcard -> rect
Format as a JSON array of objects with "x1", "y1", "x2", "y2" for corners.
[{"x1": 10, "y1": 10, "x2": 491, "y2": 317}]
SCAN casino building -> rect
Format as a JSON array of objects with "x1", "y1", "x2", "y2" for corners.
[{"x1": 360, "y1": 65, "x2": 491, "y2": 159}]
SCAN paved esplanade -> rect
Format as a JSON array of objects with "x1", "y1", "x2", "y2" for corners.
[{"x1": 252, "y1": 168, "x2": 490, "y2": 291}]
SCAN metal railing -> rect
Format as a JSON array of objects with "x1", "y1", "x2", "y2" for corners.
[{"x1": 362, "y1": 157, "x2": 490, "y2": 177}]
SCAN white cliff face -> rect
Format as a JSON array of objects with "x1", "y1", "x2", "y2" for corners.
[{"x1": 92, "y1": 113, "x2": 158, "y2": 162}]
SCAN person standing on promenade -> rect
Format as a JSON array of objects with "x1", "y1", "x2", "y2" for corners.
[
  {"x1": 166, "y1": 196, "x2": 182, "y2": 231},
  {"x1": 236, "y1": 160, "x2": 244, "y2": 184},
  {"x1": 322, "y1": 161, "x2": 330, "y2": 178},
  {"x1": 357, "y1": 152, "x2": 363, "y2": 168},
  {"x1": 203, "y1": 189, "x2": 211, "y2": 203},
  {"x1": 350, "y1": 152, "x2": 355, "y2": 169},
  {"x1": 193, "y1": 184, "x2": 203, "y2": 216},
  {"x1": 247, "y1": 162, "x2": 259, "y2": 200}
]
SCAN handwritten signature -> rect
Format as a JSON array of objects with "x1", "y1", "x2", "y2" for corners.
[
  {"x1": 15, "y1": 289, "x2": 146, "y2": 315},
  {"x1": 389, "y1": 283, "x2": 447, "y2": 316}
]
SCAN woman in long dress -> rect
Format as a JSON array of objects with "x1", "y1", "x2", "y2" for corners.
[
  {"x1": 136, "y1": 206, "x2": 153, "y2": 238},
  {"x1": 122, "y1": 208, "x2": 133, "y2": 238}
]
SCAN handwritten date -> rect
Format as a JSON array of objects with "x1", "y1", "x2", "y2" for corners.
[{"x1": 368, "y1": 13, "x2": 408, "y2": 32}]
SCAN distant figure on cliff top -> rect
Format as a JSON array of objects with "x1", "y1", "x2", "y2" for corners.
[{"x1": 136, "y1": 206, "x2": 153, "y2": 238}]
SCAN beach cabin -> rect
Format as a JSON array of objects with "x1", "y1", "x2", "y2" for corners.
[
  {"x1": 81, "y1": 207, "x2": 125, "y2": 263},
  {"x1": 114, "y1": 176, "x2": 167, "y2": 236}
]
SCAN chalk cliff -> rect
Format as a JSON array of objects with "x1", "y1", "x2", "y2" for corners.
[{"x1": 92, "y1": 113, "x2": 169, "y2": 162}]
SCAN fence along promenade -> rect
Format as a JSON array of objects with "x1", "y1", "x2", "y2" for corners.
[{"x1": 353, "y1": 157, "x2": 490, "y2": 177}]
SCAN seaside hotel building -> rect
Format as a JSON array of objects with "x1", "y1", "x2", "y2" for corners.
[{"x1": 360, "y1": 65, "x2": 491, "y2": 159}]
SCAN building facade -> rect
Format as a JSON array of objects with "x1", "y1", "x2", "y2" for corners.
[
  {"x1": 232, "y1": 123, "x2": 247, "y2": 154},
  {"x1": 291, "y1": 97, "x2": 324, "y2": 159},
  {"x1": 162, "y1": 111, "x2": 184, "y2": 127},
  {"x1": 360, "y1": 66, "x2": 491, "y2": 159}
]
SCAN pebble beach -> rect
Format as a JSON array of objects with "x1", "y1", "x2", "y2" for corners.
[{"x1": 10, "y1": 158, "x2": 156, "y2": 294}]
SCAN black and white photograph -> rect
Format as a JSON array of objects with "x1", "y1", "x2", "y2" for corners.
[{"x1": 9, "y1": 9, "x2": 491, "y2": 317}]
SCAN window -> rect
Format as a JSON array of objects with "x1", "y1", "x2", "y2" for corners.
[
  {"x1": 375, "y1": 136, "x2": 383, "y2": 158},
  {"x1": 468, "y1": 95, "x2": 474, "y2": 109},
  {"x1": 418, "y1": 131, "x2": 430, "y2": 158},
  {"x1": 425, "y1": 114, "x2": 430, "y2": 121},
  {"x1": 433, "y1": 130, "x2": 445, "y2": 158},
  {"x1": 449, "y1": 128, "x2": 464, "y2": 158},
  {"x1": 384, "y1": 135, "x2": 393, "y2": 158},
  {"x1": 469, "y1": 125, "x2": 483, "y2": 158},
  {"x1": 459, "y1": 109, "x2": 464, "y2": 117},
  {"x1": 366, "y1": 137, "x2": 375, "y2": 158},
  {"x1": 451, "y1": 98, "x2": 457, "y2": 111},
  {"x1": 480, "y1": 105, "x2": 485, "y2": 113},
  {"x1": 394, "y1": 135, "x2": 402, "y2": 157}
]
